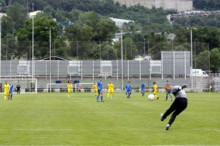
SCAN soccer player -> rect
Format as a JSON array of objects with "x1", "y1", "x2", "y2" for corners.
[
  {"x1": 107, "y1": 81, "x2": 114, "y2": 98},
  {"x1": 93, "y1": 82, "x2": 98, "y2": 96},
  {"x1": 164, "y1": 80, "x2": 173, "y2": 101},
  {"x1": 141, "y1": 83, "x2": 146, "y2": 96},
  {"x1": 160, "y1": 85, "x2": 188, "y2": 130},
  {"x1": 9, "y1": 84, "x2": 14, "y2": 100},
  {"x1": 97, "y1": 78, "x2": 104, "y2": 102},
  {"x1": 67, "y1": 81, "x2": 73, "y2": 97},
  {"x1": 16, "y1": 83, "x2": 21, "y2": 94},
  {"x1": 3, "y1": 81, "x2": 10, "y2": 101},
  {"x1": 153, "y1": 82, "x2": 159, "y2": 100},
  {"x1": 125, "y1": 81, "x2": 132, "y2": 98}
]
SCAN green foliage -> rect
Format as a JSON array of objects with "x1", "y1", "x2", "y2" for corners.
[
  {"x1": 194, "y1": 0, "x2": 220, "y2": 10},
  {"x1": 6, "y1": 3, "x2": 26, "y2": 30},
  {"x1": 16, "y1": 16, "x2": 60, "y2": 59},
  {"x1": 210, "y1": 48, "x2": 220, "y2": 71},
  {"x1": 195, "y1": 50, "x2": 210, "y2": 70}
]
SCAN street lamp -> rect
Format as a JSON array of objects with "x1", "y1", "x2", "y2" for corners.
[
  {"x1": 31, "y1": 3, "x2": 35, "y2": 83},
  {"x1": 189, "y1": 27, "x2": 197, "y2": 91},
  {"x1": 49, "y1": 28, "x2": 52, "y2": 92},
  {"x1": 120, "y1": 28, "x2": 124, "y2": 91},
  {"x1": 0, "y1": 16, "x2": 2, "y2": 82},
  {"x1": 143, "y1": 38, "x2": 146, "y2": 56},
  {"x1": 45, "y1": 27, "x2": 53, "y2": 92}
]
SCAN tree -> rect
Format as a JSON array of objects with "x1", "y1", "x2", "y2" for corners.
[
  {"x1": 65, "y1": 23, "x2": 94, "y2": 41},
  {"x1": 17, "y1": 16, "x2": 60, "y2": 59},
  {"x1": 195, "y1": 50, "x2": 210, "y2": 70},
  {"x1": 95, "y1": 18, "x2": 118, "y2": 41},
  {"x1": 6, "y1": 3, "x2": 26, "y2": 30},
  {"x1": 210, "y1": 48, "x2": 220, "y2": 71},
  {"x1": 1, "y1": 16, "x2": 15, "y2": 37}
]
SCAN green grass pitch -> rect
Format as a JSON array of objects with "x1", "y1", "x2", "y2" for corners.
[{"x1": 0, "y1": 92, "x2": 219, "y2": 145}]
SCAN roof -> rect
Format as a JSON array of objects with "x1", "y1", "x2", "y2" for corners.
[
  {"x1": 41, "y1": 56, "x2": 69, "y2": 61},
  {"x1": 28, "y1": 10, "x2": 43, "y2": 18},
  {"x1": 110, "y1": 17, "x2": 134, "y2": 27}
]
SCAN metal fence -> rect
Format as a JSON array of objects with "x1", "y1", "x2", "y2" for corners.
[
  {"x1": 0, "y1": 58, "x2": 212, "y2": 92},
  {"x1": 0, "y1": 39, "x2": 213, "y2": 91}
]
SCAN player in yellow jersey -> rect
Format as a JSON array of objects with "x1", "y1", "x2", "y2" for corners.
[
  {"x1": 93, "y1": 83, "x2": 98, "y2": 96},
  {"x1": 153, "y1": 82, "x2": 159, "y2": 100},
  {"x1": 107, "y1": 81, "x2": 114, "y2": 98},
  {"x1": 3, "y1": 81, "x2": 10, "y2": 101},
  {"x1": 107, "y1": 82, "x2": 111, "y2": 98},
  {"x1": 67, "y1": 81, "x2": 73, "y2": 97}
]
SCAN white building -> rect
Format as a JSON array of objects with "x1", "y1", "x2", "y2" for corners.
[
  {"x1": 114, "y1": 0, "x2": 193, "y2": 12},
  {"x1": 110, "y1": 17, "x2": 134, "y2": 27},
  {"x1": 0, "y1": 12, "x2": 7, "y2": 18},
  {"x1": 28, "y1": 10, "x2": 43, "y2": 18}
]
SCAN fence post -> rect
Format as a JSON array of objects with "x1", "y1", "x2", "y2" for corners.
[
  {"x1": 139, "y1": 60, "x2": 141, "y2": 80},
  {"x1": 57, "y1": 60, "x2": 59, "y2": 80},
  {"x1": 81, "y1": 60, "x2": 83, "y2": 80},
  {"x1": 116, "y1": 60, "x2": 118, "y2": 80},
  {"x1": 46, "y1": 61, "x2": 47, "y2": 80},
  {"x1": 93, "y1": 60, "x2": 94, "y2": 80},
  {"x1": 10, "y1": 60, "x2": 11, "y2": 79},
  {"x1": 173, "y1": 51, "x2": 175, "y2": 79},
  {"x1": 127, "y1": 60, "x2": 129, "y2": 80},
  {"x1": 161, "y1": 52, "x2": 163, "y2": 80},
  {"x1": 184, "y1": 51, "x2": 187, "y2": 80}
]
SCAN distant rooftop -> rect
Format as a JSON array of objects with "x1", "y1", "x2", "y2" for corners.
[
  {"x1": 110, "y1": 17, "x2": 134, "y2": 27},
  {"x1": 0, "y1": 12, "x2": 7, "y2": 18},
  {"x1": 28, "y1": 10, "x2": 43, "y2": 18}
]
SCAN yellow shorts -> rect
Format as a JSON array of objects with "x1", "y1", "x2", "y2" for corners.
[{"x1": 4, "y1": 92, "x2": 9, "y2": 96}]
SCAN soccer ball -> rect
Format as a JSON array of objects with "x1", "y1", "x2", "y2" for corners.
[{"x1": 148, "y1": 94, "x2": 155, "y2": 100}]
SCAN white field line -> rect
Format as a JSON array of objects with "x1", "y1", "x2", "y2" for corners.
[
  {"x1": 0, "y1": 145, "x2": 219, "y2": 146},
  {"x1": 0, "y1": 128, "x2": 219, "y2": 132},
  {"x1": 194, "y1": 129, "x2": 220, "y2": 133}
]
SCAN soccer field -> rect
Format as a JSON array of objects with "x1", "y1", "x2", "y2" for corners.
[{"x1": 0, "y1": 92, "x2": 219, "y2": 145}]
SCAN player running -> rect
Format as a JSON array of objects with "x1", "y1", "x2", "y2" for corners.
[
  {"x1": 141, "y1": 83, "x2": 146, "y2": 96},
  {"x1": 97, "y1": 78, "x2": 104, "y2": 102},
  {"x1": 153, "y1": 82, "x2": 159, "y2": 100},
  {"x1": 3, "y1": 81, "x2": 10, "y2": 102},
  {"x1": 125, "y1": 81, "x2": 132, "y2": 99},
  {"x1": 9, "y1": 84, "x2": 14, "y2": 100},
  {"x1": 67, "y1": 81, "x2": 73, "y2": 97},
  {"x1": 93, "y1": 82, "x2": 98, "y2": 96},
  {"x1": 160, "y1": 85, "x2": 188, "y2": 130},
  {"x1": 107, "y1": 81, "x2": 114, "y2": 98}
]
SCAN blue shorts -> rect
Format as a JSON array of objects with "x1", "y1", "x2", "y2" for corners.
[
  {"x1": 98, "y1": 89, "x2": 102, "y2": 94},
  {"x1": 166, "y1": 91, "x2": 172, "y2": 94},
  {"x1": 126, "y1": 91, "x2": 131, "y2": 94}
]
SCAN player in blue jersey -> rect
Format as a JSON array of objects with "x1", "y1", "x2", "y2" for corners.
[
  {"x1": 97, "y1": 78, "x2": 104, "y2": 102},
  {"x1": 125, "y1": 81, "x2": 132, "y2": 98},
  {"x1": 141, "y1": 83, "x2": 146, "y2": 96},
  {"x1": 9, "y1": 83, "x2": 13, "y2": 100}
]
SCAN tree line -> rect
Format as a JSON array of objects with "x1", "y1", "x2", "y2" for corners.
[{"x1": 0, "y1": 0, "x2": 220, "y2": 71}]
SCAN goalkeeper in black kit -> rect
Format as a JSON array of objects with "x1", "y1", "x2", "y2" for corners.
[{"x1": 160, "y1": 85, "x2": 188, "y2": 130}]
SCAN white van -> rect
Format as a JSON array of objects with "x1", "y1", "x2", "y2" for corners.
[{"x1": 191, "y1": 69, "x2": 209, "y2": 77}]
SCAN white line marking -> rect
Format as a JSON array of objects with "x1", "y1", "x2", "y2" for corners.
[{"x1": 0, "y1": 128, "x2": 219, "y2": 132}]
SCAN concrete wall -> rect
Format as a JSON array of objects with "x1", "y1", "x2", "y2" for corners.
[{"x1": 114, "y1": 0, "x2": 193, "y2": 12}]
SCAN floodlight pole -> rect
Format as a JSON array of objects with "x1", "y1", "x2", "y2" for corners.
[
  {"x1": 121, "y1": 28, "x2": 124, "y2": 91},
  {"x1": 144, "y1": 38, "x2": 146, "y2": 56},
  {"x1": 190, "y1": 28, "x2": 194, "y2": 91},
  {"x1": 32, "y1": 3, "x2": 35, "y2": 82},
  {"x1": 49, "y1": 28, "x2": 52, "y2": 93},
  {"x1": 0, "y1": 17, "x2": 1, "y2": 83}
]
